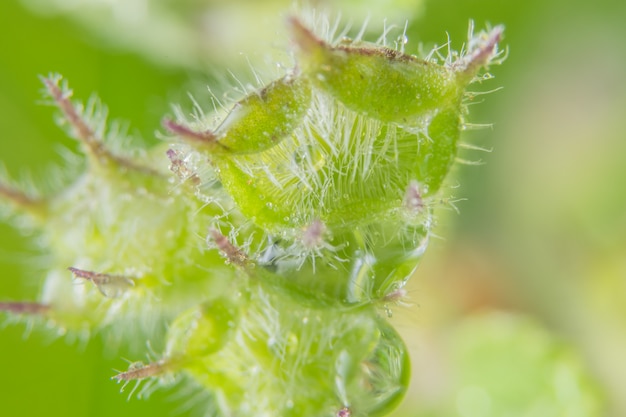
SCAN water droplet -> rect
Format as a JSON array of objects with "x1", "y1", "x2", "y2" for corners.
[{"x1": 293, "y1": 145, "x2": 326, "y2": 171}]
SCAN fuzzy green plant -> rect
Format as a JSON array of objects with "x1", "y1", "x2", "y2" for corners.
[{"x1": 0, "y1": 12, "x2": 503, "y2": 417}]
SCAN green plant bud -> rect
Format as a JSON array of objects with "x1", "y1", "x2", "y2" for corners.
[
  {"x1": 288, "y1": 17, "x2": 463, "y2": 126},
  {"x1": 211, "y1": 21, "x2": 501, "y2": 237},
  {"x1": 214, "y1": 76, "x2": 311, "y2": 154},
  {"x1": 166, "y1": 76, "x2": 311, "y2": 155}
]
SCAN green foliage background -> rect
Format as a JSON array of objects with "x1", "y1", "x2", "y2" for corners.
[{"x1": 1, "y1": 0, "x2": 625, "y2": 416}]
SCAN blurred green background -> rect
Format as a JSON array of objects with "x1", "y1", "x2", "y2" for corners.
[{"x1": 1, "y1": 0, "x2": 625, "y2": 416}]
